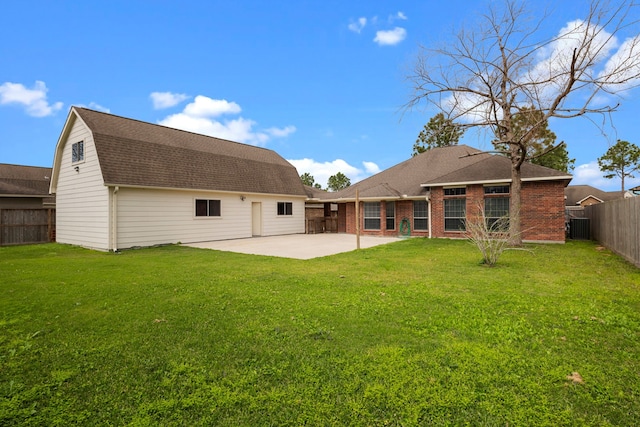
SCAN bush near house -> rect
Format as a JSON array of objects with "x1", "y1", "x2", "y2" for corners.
[{"x1": 1, "y1": 240, "x2": 639, "y2": 425}]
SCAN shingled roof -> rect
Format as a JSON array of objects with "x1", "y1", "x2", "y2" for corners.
[
  {"x1": 0, "y1": 163, "x2": 52, "y2": 196},
  {"x1": 325, "y1": 145, "x2": 492, "y2": 200},
  {"x1": 564, "y1": 185, "x2": 625, "y2": 205},
  {"x1": 421, "y1": 153, "x2": 572, "y2": 186},
  {"x1": 317, "y1": 145, "x2": 571, "y2": 201},
  {"x1": 66, "y1": 107, "x2": 306, "y2": 196}
]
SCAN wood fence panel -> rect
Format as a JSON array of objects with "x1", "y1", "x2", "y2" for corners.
[
  {"x1": 585, "y1": 197, "x2": 640, "y2": 267},
  {"x1": 0, "y1": 209, "x2": 56, "y2": 246}
]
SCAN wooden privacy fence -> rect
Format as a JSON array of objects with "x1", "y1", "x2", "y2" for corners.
[
  {"x1": 0, "y1": 208, "x2": 56, "y2": 246},
  {"x1": 585, "y1": 197, "x2": 639, "y2": 268}
]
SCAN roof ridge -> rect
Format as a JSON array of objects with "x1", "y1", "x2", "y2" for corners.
[{"x1": 73, "y1": 106, "x2": 279, "y2": 155}]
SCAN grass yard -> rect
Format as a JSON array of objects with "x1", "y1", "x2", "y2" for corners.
[{"x1": 1, "y1": 238, "x2": 639, "y2": 426}]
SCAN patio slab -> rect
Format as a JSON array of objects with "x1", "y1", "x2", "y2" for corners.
[{"x1": 185, "y1": 233, "x2": 402, "y2": 259}]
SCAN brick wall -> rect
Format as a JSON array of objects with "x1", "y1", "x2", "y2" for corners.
[
  {"x1": 520, "y1": 181, "x2": 566, "y2": 242},
  {"x1": 339, "y1": 200, "x2": 430, "y2": 237},
  {"x1": 335, "y1": 180, "x2": 566, "y2": 242}
]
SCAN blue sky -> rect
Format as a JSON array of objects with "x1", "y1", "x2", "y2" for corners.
[{"x1": 1, "y1": 0, "x2": 639, "y2": 191}]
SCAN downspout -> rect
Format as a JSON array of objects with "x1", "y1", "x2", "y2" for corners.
[
  {"x1": 426, "y1": 191, "x2": 432, "y2": 239},
  {"x1": 112, "y1": 186, "x2": 119, "y2": 252}
]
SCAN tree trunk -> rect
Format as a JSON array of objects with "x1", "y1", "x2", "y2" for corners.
[{"x1": 510, "y1": 152, "x2": 523, "y2": 246}]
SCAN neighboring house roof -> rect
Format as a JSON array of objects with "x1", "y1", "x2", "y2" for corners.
[
  {"x1": 52, "y1": 107, "x2": 306, "y2": 197},
  {"x1": 564, "y1": 185, "x2": 626, "y2": 206},
  {"x1": 0, "y1": 163, "x2": 53, "y2": 199},
  {"x1": 318, "y1": 145, "x2": 571, "y2": 201}
]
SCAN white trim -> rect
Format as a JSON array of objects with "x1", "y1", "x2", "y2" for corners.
[
  {"x1": 102, "y1": 182, "x2": 307, "y2": 199},
  {"x1": 427, "y1": 197, "x2": 432, "y2": 238},
  {"x1": 111, "y1": 186, "x2": 119, "y2": 252},
  {"x1": 325, "y1": 196, "x2": 426, "y2": 203},
  {"x1": 576, "y1": 195, "x2": 604, "y2": 205},
  {"x1": 420, "y1": 175, "x2": 572, "y2": 188}
]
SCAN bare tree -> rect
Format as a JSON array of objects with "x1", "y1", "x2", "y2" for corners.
[
  {"x1": 407, "y1": 0, "x2": 640, "y2": 244},
  {"x1": 465, "y1": 203, "x2": 517, "y2": 266}
]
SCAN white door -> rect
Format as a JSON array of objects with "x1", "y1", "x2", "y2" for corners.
[{"x1": 252, "y1": 202, "x2": 262, "y2": 236}]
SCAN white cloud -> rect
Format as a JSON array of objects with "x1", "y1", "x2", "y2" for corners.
[
  {"x1": 265, "y1": 125, "x2": 297, "y2": 137},
  {"x1": 0, "y1": 80, "x2": 63, "y2": 117},
  {"x1": 150, "y1": 91, "x2": 190, "y2": 109},
  {"x1": 389, "y1": 11, "x2": 407, "y2": 22},
  {"x1": 444, "y1": 18, "x2": 639, "y2": 124},
  {"x1": 158, "y1": 95, "x2": 294, "y2": 146},
  {"x1": 77, "y1": 102, "x2": 111, "y2": 113},
  {"x1": 523, "y1": 19, "x2": 618, "y2": 103},
  {"x1": 571, "y1": 161, "x2": 619, "y2": 190},
  {"x1": 374, "y1": 27, "x2": 407, "y2": 46},
  {"x1": 287, "y1": 158, "x2": 380, "y2": 188},
  {"x1": 183, "y1": 95, "x2": 241, "y2": 117},
  {"x1": 598, "y1": 35, "x2": 640, "y2": 93},
  {"x1": 363, "y1": 161, "x2": 381, "y2": 174},
  {"x1": 348, "y1": 17, "x2": 367, "y2": 34}
]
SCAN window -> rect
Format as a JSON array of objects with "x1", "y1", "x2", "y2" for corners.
[
  {"x1": 484, "y1": 184, "x2": 510, "y2": 230},
  {"x1": 385, "y1": 201, "x2": 395, "y2": 230},
  {"x1": 72, "y1": 141, "x2": 84, "y2": 163},
  {"x1": 413, "y1": 200, "x2": 428, "y2": 231},
  {"x1": 444, "y1": 187, "x2": 466, "y2": 231},
  {"x1": 364, "y1": 202, "x2": 381, "y2": 230},
  {"x1": 485, "y1": 197, "x2": 510, "y2": 230},
  {"x1": 484, "y1": 185, "x2": 510, "y2": 194},
  {"x1": 277, "y1": 202, "x2": 293, "y2": 216},
  {"x1": 195, "y1": 199, "x2": 221, "y2": 217},
  {"x1": 444, "y1": 187, "x2": 466, "y2": 196}
]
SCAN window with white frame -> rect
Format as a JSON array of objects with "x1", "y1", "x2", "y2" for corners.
[
  {"x1": 413, "y1": 200, "x2": 428, "y2": 231},
  {"x1": 195, "y1": 199, "x2": 221, "y2": 217},
  {"x1": 277, "y1": 202, "x2": 293, "y2": 216},
  {"x1": 385, "y1": 201, "x2": 395, "y2": 230},
  {"x1": 364, "y1": 202, "x2": 381, "y2": 230},
  {"x1": 484, "y1": 185, "x2": 510, "y2": 230},
  {"x1": 72, "y1": 141, "x2": 84, "y2": 163},
  {"x1": 444, "y1": 187, "x2": 466, "y2": 231}
]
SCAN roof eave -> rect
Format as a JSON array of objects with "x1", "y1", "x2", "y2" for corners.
[
  {"x1": 421, "y1": 175, "x2": 573, "y2": 188},
  {"x1": 576, "y1": 195, "x2": 604, "y2": 205},
  {"x1": 103, "y1": 182, "x2": 307, "y2": 199},
  {"x1": 317, "y1": 195, "x2": 428, "y2": 203},
  {"x1": 0, "y1": 193, "x2": 51, "y2": 198}
]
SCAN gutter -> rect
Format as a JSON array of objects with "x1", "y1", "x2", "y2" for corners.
[
  {"x1": 111, "y1": 186, "x2": 119, "y2": 252},
  {"x1": 420, "y1": 175, "x2": 573, "y2": 188},
  {"x1": 426, "y1": 192, "x2": 432, "y2": 239}
]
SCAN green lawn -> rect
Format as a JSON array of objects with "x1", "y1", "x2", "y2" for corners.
[{"x1": 1, "y1": 239, "x2": 639, "y2": 426}]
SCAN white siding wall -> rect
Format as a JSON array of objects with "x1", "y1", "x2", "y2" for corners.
[
  {"x1": 55, "y1": 118, "x2": 110, "y2": 250},
  {"x1": 259, "y1": 196, "x2": 306, "y2": 237},
  {"x1": 115, "y1": 188, "x2": 305, "y2": 249}
]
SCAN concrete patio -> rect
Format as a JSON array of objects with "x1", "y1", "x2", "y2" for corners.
[{"x1": 185, "y1": 233, "x2": 402, "y2": 259}]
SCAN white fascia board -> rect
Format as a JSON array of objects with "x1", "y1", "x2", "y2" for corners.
[
  {"x1": 576, "y1": 195, "x2": 603, "y2": 205},
  {"x1": 102, "y1": 182, "x2": 307, "y2": 199},
  {"x1": 420, "y1": 175, "x2": 573, "y2": 188}
]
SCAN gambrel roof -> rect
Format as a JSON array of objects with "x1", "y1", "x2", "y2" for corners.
[
  {"x1": 319, "y1": 145, "x2": 572, "y2": 201},
  {"x1": 52, "y1": 107, "x2": 306, "y2": 197}
]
